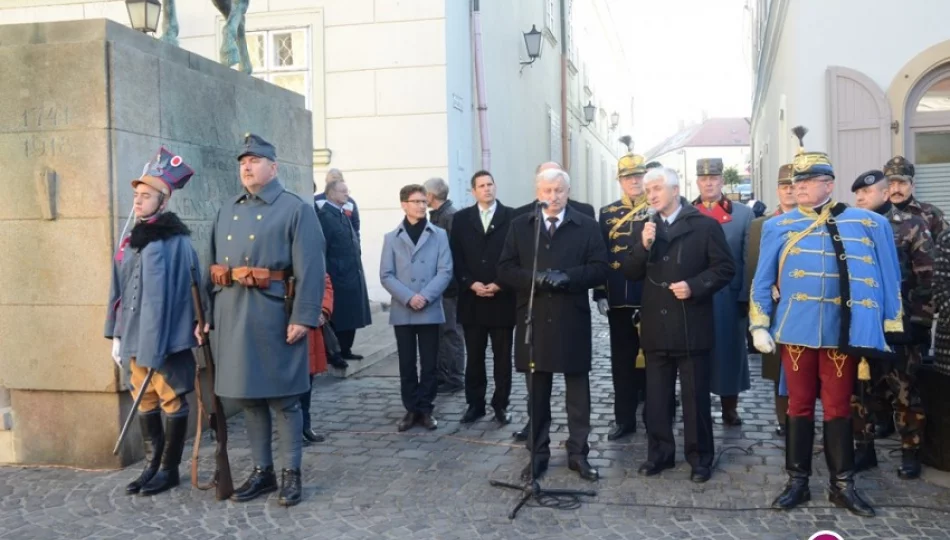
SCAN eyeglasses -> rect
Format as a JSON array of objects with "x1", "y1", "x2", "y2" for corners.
[{"x1": 405, "y1": 200, "x2": 427, "y2": 205}]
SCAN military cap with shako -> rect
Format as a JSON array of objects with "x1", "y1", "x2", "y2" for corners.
[
  {"x1": 790, "y1": 125, "x2": 834, "y2": 181},
  {"x1": 696, "y1": 158, "x2": 724, "y2": 176},
  {"x1": 616, "y1": 135, "x2": 648, "y2": 177},
  {"x1": 131, "y1": 146, "x2": 195, "y2": 197},
  {"x1": 851, "y1": 169, "x2": 886, "y2": 193},
  {"x1": 884, "y1": 155, "x2": 915, "y2": 182},
  {"x1": 777, "y1": 164, "x2": 794, "y2": 185},
  {"x1": 238, "y1": 132, "x2": 277, "y2": 161}
]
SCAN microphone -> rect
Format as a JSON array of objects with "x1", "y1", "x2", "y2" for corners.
[
  {"x1": 645, "y1": 207, "x2": 657, "y2": 251},
  {"x1": 536, "y1": 200, "x2": 550, "y2": 209}
]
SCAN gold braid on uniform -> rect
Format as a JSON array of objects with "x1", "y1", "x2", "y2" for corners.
[
  {"x1": 828, "y1": 350, "x2": 848, "y2": 378},
  {"x1": 786, "y1": 345, "x2": 804, "y2": 372}
]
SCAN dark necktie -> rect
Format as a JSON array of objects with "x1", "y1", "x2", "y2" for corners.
[{"x1": 547, "y1": 216, "x2": 558, "y2": 238}]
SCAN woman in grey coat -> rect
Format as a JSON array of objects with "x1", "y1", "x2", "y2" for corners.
[
  {"x1": 380, "y1": 184, "x2": 454, "y2": 432},
  {"x1": 104, "y1": 147, "x2": 199, "y2": 497}
]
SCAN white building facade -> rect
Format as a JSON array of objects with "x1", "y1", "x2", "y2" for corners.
[
  {"x1": 0, "y1": 0, "x2": 632, "y2": 302},
  {"x1": 750, "y1": 0, "x2": 950, "y2": 212}
]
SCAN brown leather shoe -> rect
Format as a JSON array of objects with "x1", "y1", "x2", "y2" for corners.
[
  {"x1": 397, "y1": 412, "x2": 416, "y2": 432},
  {"x1": 419, "y1": 413, "x2": 438, "y2": 430}
]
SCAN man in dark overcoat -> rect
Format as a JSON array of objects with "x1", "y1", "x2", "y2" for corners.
[
  {"x1": 745, "y1": 163, "x2": 798, "y2": 436},
  {"x1": 622, "y1": 166, "x2": 735, "y2": 483},
  {"x1": 451, "y1": 170, "x2": 516, "y2": 426},
  {"x1": 498, "y1": 167, "x2": 608, "y2": 483},
  {"x1": 317, "y1": 176, "x2": 372, "y2": 366},
  {"x1": 204, "y1": 134, "x2": 326, "y2": 507}
]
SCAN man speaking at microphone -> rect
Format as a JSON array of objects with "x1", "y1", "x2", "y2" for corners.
[
  {"x1": 621, "y1": 167, "x2": 734, "y2": 483},
  {"x1": 498, "y1": 167, "x2": 608, "y2": 482}
]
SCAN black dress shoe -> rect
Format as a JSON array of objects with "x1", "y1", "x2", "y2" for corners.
[
  {"x1": 278, "y1": 469, "x2": 302, "y2": 507},
  {"x1": 397, "y1": 412, "x2": 416, "y2": 432},
  {"x1": 341, "y1": 352, "x2": 364, "y2": 361},
  {"x1": 637, "y1": 460, "x2": 675, "y2": 476},
  {"x1": 302, "y1": 428, "x2": 325, "y2": 444},
  {"x1": 568, "y1": 457, "x2": 599, "y2": 482},
  {"x1": 419, "y1": 413, "x2": 438, "y2": 430},
  {"x1": 607, "y1": 424, "x2": 636, "y2": 441},
  {"x1": 328, "y1": 355, "x2": 349, "y2": 370},
  {"x1": 460, "y1": 406, "x2": 486, "y2": 424},
  {"x1": 231, "y1": 466, "x2": 278, "y2": 502},
  {"x1": 898, "y1": 448, "x2": 922, "y2": 480},
  {"x1": 690, "y1": 466, "x2": 711, "y2": 483},
  {"x1": 520, "y1": 459, "x2": 549, "y2": 482},
  {"x1": 513, "y1": 422, "x2": 529, "y2": 442},
  {"x1": 493, "y1": 407, "x2": 512, "y2": 426},
  {"x1": 775, "y1": 423, "x2": 786, "y2": 437}
]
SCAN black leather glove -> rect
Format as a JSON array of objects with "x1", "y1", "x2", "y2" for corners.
[
  {"x1": 534, "y1": 271, "x2": 553, "y2": 290},
  {"x1": 545, "y1": 270, "x2": 570, "y2": 291}
]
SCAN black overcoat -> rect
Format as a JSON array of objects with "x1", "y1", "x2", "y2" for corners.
[
  {"x1": 497, "y1": 208, "x2": 608, "y2": 373},
  {"x1": 317, "y1": 203, "x2": 372, "y2": 332},
  {"x1": 450, "y1": 201, "x2": 517, "y2": 327},
  {"x1": 622, "y1": 202, "x2": 735, "y2": 354}
]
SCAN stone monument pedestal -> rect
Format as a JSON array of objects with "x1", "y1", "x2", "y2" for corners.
[{"x1": 0, "y1": 19, "x2": 313, "y2": 467}]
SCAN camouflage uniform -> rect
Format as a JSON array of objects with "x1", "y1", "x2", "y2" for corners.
[
  {"x1": 933, "y1": 229, "x2": 950, "y2": 376},
  {"x1": 897, "y1": 197, "x2": 947, "y2": 239}
]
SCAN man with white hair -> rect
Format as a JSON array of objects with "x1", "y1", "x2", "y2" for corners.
[
  {"x1": 498, "y1": 167, "x2": 608, "y2": 482},
  {"x1": 315, "y1": 168, "x2": 361, "y2": 240},
  {"x1": 424, "y1": 177, "x2": 465, "y2": 394},
  {"x1": 622, "y1": 166, "x2": 735, "y2": 484}
]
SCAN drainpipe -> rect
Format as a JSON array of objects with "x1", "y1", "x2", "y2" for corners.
[
  {"x1": 472, "y1": 0, "x2": 491, "y2": 171},
  {"x1": 559, "y1": 0, "x2": 569, "y2": 171}
]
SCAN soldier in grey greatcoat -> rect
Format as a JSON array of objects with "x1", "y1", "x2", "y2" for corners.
[
  {"x1": 105, "y1": 147, "x2": 199, "y2": 497},
  {"x1": 691, "y1": 158, "x2": 753, "y2": 426},
  {"x1": 201, "y1": 134, "x2": 326, "y2": 507}
]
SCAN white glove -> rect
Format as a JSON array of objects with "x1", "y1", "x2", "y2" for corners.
[
  {"x1": 596, "y1": 299, "x2": 609, "y2": 316},
  {"x1": 111, "y1": 338, "x2": 122, "y2": 368},
  {"x1": 751, "y1": 328, "x2": 775, "y2": 354}
]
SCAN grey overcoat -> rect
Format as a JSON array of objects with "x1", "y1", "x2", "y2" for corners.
[{"x1": 379, "y1": 221, "x2": 453, "y2": 326}]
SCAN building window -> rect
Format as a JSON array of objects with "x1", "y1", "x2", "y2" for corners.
[
  {"x1": 246, "y1": 28, "x2": 311, "y2": 109},
  {"x1": 549, "y1": 108, "x2": 563, "y2": 164},
  {"x1": 545, "y1": 0, "x2": 558, "y2": 42}
]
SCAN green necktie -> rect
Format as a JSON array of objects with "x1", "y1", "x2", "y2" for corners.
[{"x1": 481, "y1": 209, "x2": 490, "y2": 231}]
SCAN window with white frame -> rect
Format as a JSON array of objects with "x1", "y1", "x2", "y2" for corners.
[
  {"x1": 545, "y1": 0, "x2": 558, "y2": 41},
  {"x1": 246, "y1": 28, "x2": 312, "y2": 109}
]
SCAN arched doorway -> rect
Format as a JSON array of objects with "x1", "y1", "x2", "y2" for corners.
[{"x1": 905, "y1": 64, "x2": 950, "y2": 211}]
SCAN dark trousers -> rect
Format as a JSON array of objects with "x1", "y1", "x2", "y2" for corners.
[
  {"x1": 300, "y1": 374, "x2": 315, "y2": 431},
  {"x1": 336, "y1": 328, "x2": 356, "y2": 355},
  {"x1": 645, "y1": 351, "x2": 714, "y2": 468},
  {"x1": 395, "y1": 324, "x2": 440, "y2": 414},
  {"x1": 607, "y1": 308, "x2": 646, "y2": 427},
  {"x1": 529, "y1": 371, "x2": 591, "y2": 460},
  {"x1": 463, "y1": 325, "x2": 514, "y2": 411}
]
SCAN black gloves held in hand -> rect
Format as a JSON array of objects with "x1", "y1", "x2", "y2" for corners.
[{"x1": 535, "y1": 270, "x2": 570, "y2": 291}]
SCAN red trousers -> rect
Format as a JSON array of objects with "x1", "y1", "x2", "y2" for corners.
[{"x1": 781, "y1": 345, "x2": 856, "y2": 420}]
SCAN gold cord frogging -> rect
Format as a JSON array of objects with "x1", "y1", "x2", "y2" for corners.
[
  {"x1": 786, "y1": 345, "x2": 804, "y2": 372},
  {"x1": 828, "y1": 350, "x2": 848, "y2": 378}
]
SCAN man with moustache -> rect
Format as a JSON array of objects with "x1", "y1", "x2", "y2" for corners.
[
  {"x1": 850, "y1": 169, "x2": 933, "y2": 480},
  {"x1": 745, "y1": 164, "x2": 798, "y2": 436},
  {"x1": 622, "y1": 167, "x2": 735, "y2": 483},
  {"x1": 498, "y1": 167, "x2": 608, "y2": 482},
  {"x1": 202, "y1": 133, "x2": 326, "y2": 506},
  {"x1": 451, "y1": 170, "x2": 516, "y2": 426},
  {"x1": 692, "y1": 158, "x2": 753, "y2": 426},
  {"x1": 594, "y1": 145, "x2": 652, "y2": 440},
  {"x1": 749, "y1": 127, "x2": 902, "y2": 517}
]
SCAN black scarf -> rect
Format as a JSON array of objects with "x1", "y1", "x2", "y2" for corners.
[
  {"x1": 129, "y1": 212, "x2": 191, "y2": 249},
  {"x1": 873, "y1": 201, "x2": 893, "y2": 216},
  {"x1": 403, "y1": 217, "x2": 427, "y2": 245}
]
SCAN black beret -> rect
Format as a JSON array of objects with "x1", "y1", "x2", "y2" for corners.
[{"x1": 851, "y1": 169, "x2": 885, "y2": 193}]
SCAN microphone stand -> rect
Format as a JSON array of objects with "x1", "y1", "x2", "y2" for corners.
[{"x1": 489, "y1": 201, "x2": 597, "y2": 520}]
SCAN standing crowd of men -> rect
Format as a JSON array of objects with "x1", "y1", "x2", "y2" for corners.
[{"x1": 105, "y1": 127, "x2": 948, "y2": 515}]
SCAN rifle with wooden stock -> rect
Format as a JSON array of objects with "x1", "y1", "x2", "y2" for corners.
[{"x1": 189, "y1": 267, "x2": 234, "y2": 500}]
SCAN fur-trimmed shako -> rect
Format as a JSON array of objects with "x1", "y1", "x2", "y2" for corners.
[{"x1": 129, "y1": 212, "x2": 191, "y2": 249}]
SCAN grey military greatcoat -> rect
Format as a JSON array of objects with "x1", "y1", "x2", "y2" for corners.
[{"x1": 207, "y1": 179, "x2": 326, "y2": 399}]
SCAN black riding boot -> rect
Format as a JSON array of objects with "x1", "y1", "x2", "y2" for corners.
[
  {"x1": 140, "y1": 414, "x2": 188, "y2": 496},
  {"x1": 825, "y1": 418, "x2": 875, "y2": 517},
  {"x1": 772, "y1": 416, "x2": 813, "y2": 510},
  {"x1": 126, "y1": 411, "x2": 164, "y2": 495}
]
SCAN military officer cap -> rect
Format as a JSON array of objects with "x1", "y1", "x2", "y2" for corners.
[
  {"x1": 850, "y1": 169, "x2": 886, "y2": 193},
  {"x1": 777, "y1": 164, "x2": 794, "y2": 185},
  {"x1": 131, "y1": 146, "x2": 194, "y2": 197},
  {"x1": 238, "y1": 132, "x2": 277, "y2": 162},
  {"x1": 696, "y1": 158, "x2": 724, "y2": 176},
  {"x1": 645, "y1": 161, "x2": 663, "y2": 170},
  {"x1": 617, "y1": 153, "x2": 648, "y2": 177},
  {"x1": 790, "y1": 126, "x2": 835, "y2": 181},
  {"x1": 884, "y1": 155, "x2": 915, "y2": 182}
]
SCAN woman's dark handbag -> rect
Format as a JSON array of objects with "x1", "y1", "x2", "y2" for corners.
[{"x1": 322, "y1": 324, "x2": 342, "y2": 359}]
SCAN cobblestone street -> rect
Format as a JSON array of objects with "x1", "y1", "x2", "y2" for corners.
[{"x1": 1, "y1": 317, "x2": 949, "y2": 539}]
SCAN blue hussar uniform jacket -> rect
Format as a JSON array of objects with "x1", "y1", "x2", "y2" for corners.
[
  {"x1": 593, "y1": 196, "x2": 651, "y2": 307},
  {"x1": 749, "y1": 202, "x2": 903, "y2": 360}
]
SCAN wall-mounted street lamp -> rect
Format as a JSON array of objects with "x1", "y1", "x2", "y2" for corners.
[
  {"x1": 519, "y1": 25, "x2": 543, "y2": 73},
  {"x1": 610, "y1": 111, "x2": 620, "y2": 130},
  {"x1": 581, "y1": 101, "x2": 596, "y2": 127},
  {"x1": 125, "y1": 0, "x2": 162, "y2": 34}
]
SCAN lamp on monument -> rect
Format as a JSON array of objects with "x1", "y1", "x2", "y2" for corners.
[
  {"x1": 610, "y1": 111, "x2": 620, "y2": 130},
  {"x1": 582, "y1": 101, "x2": 597, "y2": 126},
  {"x1": 125, "y1": 0, "x2": 162, "y2": 34},
  {"x1": 520, "y1": 25, "x2": 543, "y2": 68}
]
